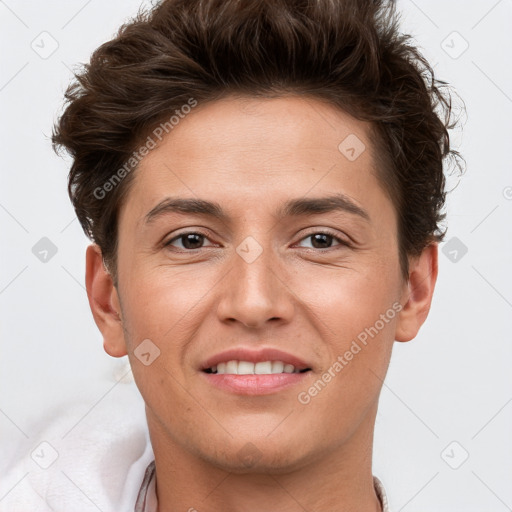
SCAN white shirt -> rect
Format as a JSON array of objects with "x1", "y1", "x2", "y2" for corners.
[{"x1": 0, "y1": 384, "x2": 154, "y2": 512}]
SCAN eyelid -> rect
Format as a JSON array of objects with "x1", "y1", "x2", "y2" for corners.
[
  {"x1": 294, "y1": 229, "x2": 351, "y2": 249},
  {"x1": 301, "y1": 226, "x2": 359, "y2": 246},
  {"x1": 163, "y1": 228, "x2": 351, "y2": 251},
  {"x1": 164, "y1": 229, "x2": 217, "y2": 249}
]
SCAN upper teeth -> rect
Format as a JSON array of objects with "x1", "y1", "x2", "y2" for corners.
[{"x1": 210, "y1": 360, "x2": 303, "y2": 375}]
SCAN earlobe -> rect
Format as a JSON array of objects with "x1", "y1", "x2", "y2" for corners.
[
  {"x1": 395, "y1": 243, "x2": 438, "y2": 342},
  {"x1": 85, "y1": 244, "x2": 127, "y2": 357}
]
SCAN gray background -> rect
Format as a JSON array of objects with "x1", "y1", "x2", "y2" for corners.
[{"x1": 1, "y1": 0, "x2": 511, "y2": 510}]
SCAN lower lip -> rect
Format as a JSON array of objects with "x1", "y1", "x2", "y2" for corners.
[{"x1": 201, "y1": 372, "x2": 310, "y2": 395}]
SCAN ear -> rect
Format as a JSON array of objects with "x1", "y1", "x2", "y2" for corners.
[
  {"x1": 395, "y1": 243, "x2": 438, "y2": 342},
  {"x1": 85, "y1": 244, "x2": 127, "y2": 357}
]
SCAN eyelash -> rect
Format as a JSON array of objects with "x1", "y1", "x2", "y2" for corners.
[
  {"x1": 295, "y1": 230, "x2": 350, "y2": 250},
  {"x1": 164, "y1": 229, "x2": 350, "y2": 251}
]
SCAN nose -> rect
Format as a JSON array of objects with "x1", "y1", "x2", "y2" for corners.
[{"x1": 216, "y1": 238, "x2": 295, "y2": 329}]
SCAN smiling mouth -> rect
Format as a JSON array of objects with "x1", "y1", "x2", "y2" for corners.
[{"x1": 203, "y1": 360, "x2": 312, "y2": 375}]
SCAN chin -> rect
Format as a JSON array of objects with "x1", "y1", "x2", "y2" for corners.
[{"x1": 199, "y1": 438, "x2": 316, "y2": 475}]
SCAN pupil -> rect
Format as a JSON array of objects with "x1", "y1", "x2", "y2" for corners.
[
  {"x1": 183, "y1": 233, "x2": 203, "y2": 249},
  {"x1": 311, "y1": 233, "x2": 332, "y2": 249}
]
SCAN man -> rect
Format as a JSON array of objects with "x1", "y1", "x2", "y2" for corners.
[{"x1": 49, "y1": 0, "x2": 461, "y2": 510}]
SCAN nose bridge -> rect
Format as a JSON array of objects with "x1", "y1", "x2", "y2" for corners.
[{"x1": 217, "y1": 234, "x2": 293, "y2": 328}]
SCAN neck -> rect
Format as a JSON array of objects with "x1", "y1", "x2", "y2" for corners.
[{"x1": 146, "y1": 404, "x2": 382, "y2": 512}]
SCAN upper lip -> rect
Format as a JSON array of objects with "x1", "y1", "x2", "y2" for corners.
[{"x1": 200, "y1": 347, "x2": 311, "y2": 371}]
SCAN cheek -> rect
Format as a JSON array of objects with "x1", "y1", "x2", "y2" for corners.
[
  {"x1": 120, "y1": 264, "x2": 218, "y2": 338},
  {"x1": 290, "y1": 257, "x2": 399, "y2": 399},
  {"x1": 118, "y1": 267, "x2": 205, "y2": 421},
  {"x1": 295, "y1": 258, "x2": 400, "y2": 338},
  {"x1": 293, "y1": 268, "x2": 398, "y2": 439},
  {"x1": 118, "y1": 264, "x2": 223, "y2": 402}
]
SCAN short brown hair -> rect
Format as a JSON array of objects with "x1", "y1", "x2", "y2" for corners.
[{"x1": 52, "y1": 0, "x2": 464, "y2": 281}]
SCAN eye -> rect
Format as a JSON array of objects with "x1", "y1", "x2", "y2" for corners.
[
  {"x1": 165, "y1": 231, "x2": 215, "y2": 250},
  {"x1": 296, "y1": 231, "x2": 348, "y2": 250}
]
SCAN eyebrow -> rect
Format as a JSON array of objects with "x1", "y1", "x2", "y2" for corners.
[
  {"x1": 278, "y1": 194, "x2": 370, "y2": 221},
  {"x1": 144, "y1": 193, "x2": 370, "y2": 225}
]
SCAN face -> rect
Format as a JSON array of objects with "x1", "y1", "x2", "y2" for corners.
[{"x1": 88, "y1": 95, "x2": 437, "y2": 474}]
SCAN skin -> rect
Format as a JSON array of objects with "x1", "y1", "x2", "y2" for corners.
[{"x1": 86, "y1": 95, "x2": 438, "y2": 512}]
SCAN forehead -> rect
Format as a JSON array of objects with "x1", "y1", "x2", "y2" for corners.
[
  {"x1": 122, "y1": 94, "x2": 393, "y2": 224},
  {"x1": 141, "y1": 94, "x2": 373, "y2": 172}
]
